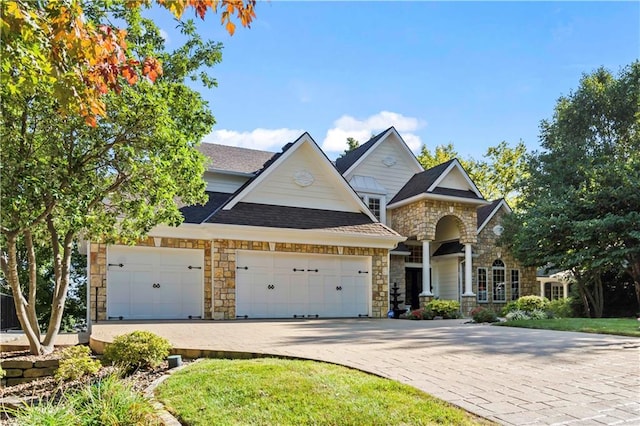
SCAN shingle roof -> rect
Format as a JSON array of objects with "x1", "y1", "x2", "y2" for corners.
[
  {"x1": 180, "y1": 192, "x2": 234, "y2": 223},
  {"x1": 206, "y1": 202, "x2": 400, "y2": 236},
  {"x1": 198, "y1": 143, "x2": 275, "y2": 174},
  {"x1": 389, "y1": 160, "x2": 455, "y2": 204},
  {"x1": 476, "y1": 199, "x2": 503, "y2": 229},
  {"x1": 334, "y1": 127, "x2": 392, "y2": 174}
]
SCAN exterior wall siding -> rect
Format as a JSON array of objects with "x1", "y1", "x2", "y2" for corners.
[
  {"x1": 242, "y1": 143, "x2": 355, "y2": 211},
  {"x1": 212, "y1": 239, "x2": 389, "y2": 320},
  {"x1": 204, "y1": 171, "x2": 248, "y2": 193},
  {"x1": 347, "y1": 138, "x2": 422, "y2": 200}
]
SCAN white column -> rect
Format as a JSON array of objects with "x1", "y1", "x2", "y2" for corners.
[
  {"x1": 463, "y1": 243, "x2": 474, "y2": 296},
  {"x1": 563, "y1": 282, "x2": 569, "y2": 299},
  {"x1": 420, "y1": 240, "x2": 433, "y2": 296}
]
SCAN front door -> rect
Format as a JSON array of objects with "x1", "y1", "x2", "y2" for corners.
[{"x1": 405, "y1": 268, "x2": 423, "y2": 310}]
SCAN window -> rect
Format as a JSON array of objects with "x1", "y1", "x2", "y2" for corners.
[
  {"x1": 368, "y1": 197, "x2": 381, "y2": 221},
  {"x1": 477, "y1": 268, "x2": 488, "y2": 302},
  {"x1": 492, "y1": 259, "x2": 506, "y2": 302},
  {"x1": 551, "y1": 283, "x2": 563, "y2": 300},
  {"x1": 407, "y1": 244, "x2": 423, "y2": 264},
  {"x1": 358, "y1": 193, "x2": 386, "y2": 223},
  {"x1": 510, "y1": 270, "x2": 520, "y2": 301}
]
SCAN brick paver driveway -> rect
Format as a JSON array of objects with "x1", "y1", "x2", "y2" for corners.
[{"x1": 91, "y1": 319, "x2": 640, "y2": 425}]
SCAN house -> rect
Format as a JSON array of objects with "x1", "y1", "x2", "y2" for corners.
[
  {"x1": 335, "y1": 128, "x2": 536, "y2": 314},
  {"x1": 87, "y1": 128, "x2": 536, "y2": 323},
  {"x1": 88, "y1": 133, "x2": 404, "y2": 322}
]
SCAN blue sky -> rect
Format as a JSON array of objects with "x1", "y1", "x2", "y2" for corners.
[{"x1": 145, "y1": 1, "x2": 639, "y2": 160}]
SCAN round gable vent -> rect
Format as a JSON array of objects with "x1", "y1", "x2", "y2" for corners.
[
  {"x1": 382, "y1": 156, "x2": 397, "y2": 167},
  {"x1": 293, "y1": 170, "x2": 315, "y2": 187}
]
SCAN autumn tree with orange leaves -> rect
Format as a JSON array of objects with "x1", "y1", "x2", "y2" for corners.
[
  {"x1": 1, "y1": 0, "x2": 257, "y2": 354},
  {"x1": 1, "y1": 0, "x2": 256, "y2": 125}
]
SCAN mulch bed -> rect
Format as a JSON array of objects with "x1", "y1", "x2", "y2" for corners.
[{"x1": 1, "y1": 349, "x2": 187, "y2": 422}]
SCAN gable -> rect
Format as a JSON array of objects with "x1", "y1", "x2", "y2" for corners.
[
  {"x1": 344, "y1": 130, "x2": 423, "y2": 199},
  {"x1": 477, "y1": 199, "x2": 511, "y2": 234},
  {"x1": 436, "y1": 167, "x2": 474, "y2": 191},
  {"x1": 428, "y1": 160, "x2": 483, "y2": 197},
  {"x1": 227, "y1": 134, "x2": 371, "y2": 215}
]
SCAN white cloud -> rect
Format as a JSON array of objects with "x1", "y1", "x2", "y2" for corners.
[
  {"x1": 202, "y1": 128, "x2": 304, "y2": 151},
  {"x1": 321, "y1": 111, "x2": 426, "y2": 153},
  {"x1": 159, "y1": 29, "x2": 170, "y2": 44}
]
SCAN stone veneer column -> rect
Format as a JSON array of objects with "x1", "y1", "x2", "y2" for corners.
[
  {"x1": 420, "y1": 240, "x2": 433, "y2": 296},
  {"x1": 463, "y1": 243, "x2": 474, "y2": 295}
]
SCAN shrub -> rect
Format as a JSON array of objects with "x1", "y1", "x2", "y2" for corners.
[
  {"x1": 68, "y1": 374, "x2": 161, "y2": 425},
  {"x1": 529, "y1": 309, "x2": 549, "y2": 320},
  {"x1": 547, "y1": 298, "x2": 574, "y2": 318},
  {"x1": 501, "y1": 301, "x2": 518, "y2": 316},
  {"x1": 103, "y1": 331, "x2": 171, "y2": 372},
  {"x1": 426, "y1": 300, "x2": 461, "y2": 319},
  {"x1": 56, "y1": 345, "x2": 101, "y2": 381},
  {"x1": 515, "y1": 295, "x2": 549, "y2": 312},
  {"x1": 406, "y1": 307, "x2": 435, "y2": 320},
  {"x1": 470, "y1": 306, "x2": 498, "y2": 323},
  {"x1": 505, "y1": 309, "x2": 530, "y2": 321}
]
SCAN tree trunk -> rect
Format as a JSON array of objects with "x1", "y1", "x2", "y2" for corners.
[
  {"x1": 24, "y1": 230, "x2": 42, "y2": 342},
  {"x1": 4, "y1": 234, "x2": 43, "y2": 354},
  {"x1": 592, "y1": 272, "x2": 604, "y2": 318},
  {"x1": 627, "y1": 255, "x2": 640, "y2": 313},
  {"x1": 42, "y1": 228, "x2": 74, "y2": 350}
]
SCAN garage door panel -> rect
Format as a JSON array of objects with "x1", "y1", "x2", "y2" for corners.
[
  {"x1": 236, "y1": 251, "x2": 371, "y2": 319},
  {"x1": 107, "y1": 246, "x2": 203, "y2": 320}
]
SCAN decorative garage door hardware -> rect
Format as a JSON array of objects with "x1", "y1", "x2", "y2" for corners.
[
  {"x1": 152, "y1": 283, "x2": 161, "y2": 288},
  {"x1": 108, "y1": 263, "x2": 124, "y2": 268},
  {"x1": 336, "y1": 286, "x2": 343, "y2": 291},
  {"x1": 187, "y1": 265, "x2": 202, "y2": 270},
  {"x1": 358, "y1": 270, "x2": 369, "y2": 274},
  {"x1": 293, "y1": 268, "x2": 305, "y2": 272},
  {"x1": 307, "y1": 269, "x2": 319, "y2": 272},
  {"x1": 267, "y1": 284, "x2": 275, "y2": 290},
  {"x1": 293, "y1": 314, "x2": 320, "y2": 318},
  {"x1": 236, "y1": 315, "x2": 249, "y2": 319},
  {"x1": 236, "y1": 266, "x2": 248, "y2": 270}
]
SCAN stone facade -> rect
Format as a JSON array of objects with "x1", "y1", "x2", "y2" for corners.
[
  {"x1": 89, "y1": 237, "x2": 212, "y2": 321},
  {"x1": 389, "y1": 199, "x2": 477, "y2": 244},
  {"x1": 91, "y1": 238, "x2": 388, "y2": 322},
  {"x1": 212, "y1": 239, "x2": 389, "y2": 319},
  {"x1": 471, "y1": 210, "x2": 537, "y2": 315}
]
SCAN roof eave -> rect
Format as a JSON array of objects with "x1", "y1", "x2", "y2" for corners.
[{"x1": 388, "y1": 193, "x2": 490, "y2": 210}]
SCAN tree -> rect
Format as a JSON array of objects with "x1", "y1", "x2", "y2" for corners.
[
  {"x1": 417, "y1": 141, "x2": 528, "y2": 207},
  {"x1": 0, "y1": 4, "x2": 233, "y2": 354},
  {"x1": 336, "y1": 137, "x2": 360, "y2": 159},
  {"x1": 1, "y1": 0, "x2": 256, "y2": 126},
  {"x1": 501, "y1": 62, "x2": 640, "y2": 316}
]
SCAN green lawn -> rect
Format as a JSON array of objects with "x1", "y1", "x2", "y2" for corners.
[
  {"x1": 155, "y1": 358, "x2": 493, "y2": 426},
  {"x1": 496, "y1": 317, "x2": 640, "y2": 337}
]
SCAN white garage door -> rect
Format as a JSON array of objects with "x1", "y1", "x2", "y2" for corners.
[
  {"x1": 107, "y1": 246, "x2": 203, "y2": 320},
  {"x1": 236, "y1": 251, "x2": 370, "y2": 319}
]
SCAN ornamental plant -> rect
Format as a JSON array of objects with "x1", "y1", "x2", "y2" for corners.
[
  {"x1": 103, "y1": 331, "x2": 171, "y2": 372},
  {"x1": 55, "y1": 345, "x2": 101, "y2": 381},
  {"x1": 425, "y1": 300, "x2": 461, "y2": 319},
  {"x1": 470, "y1": 306, "x2": 499, "y2": 323},
  {"x1": 515, "y1": 296, "x2": 549, "y2": 312}
]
